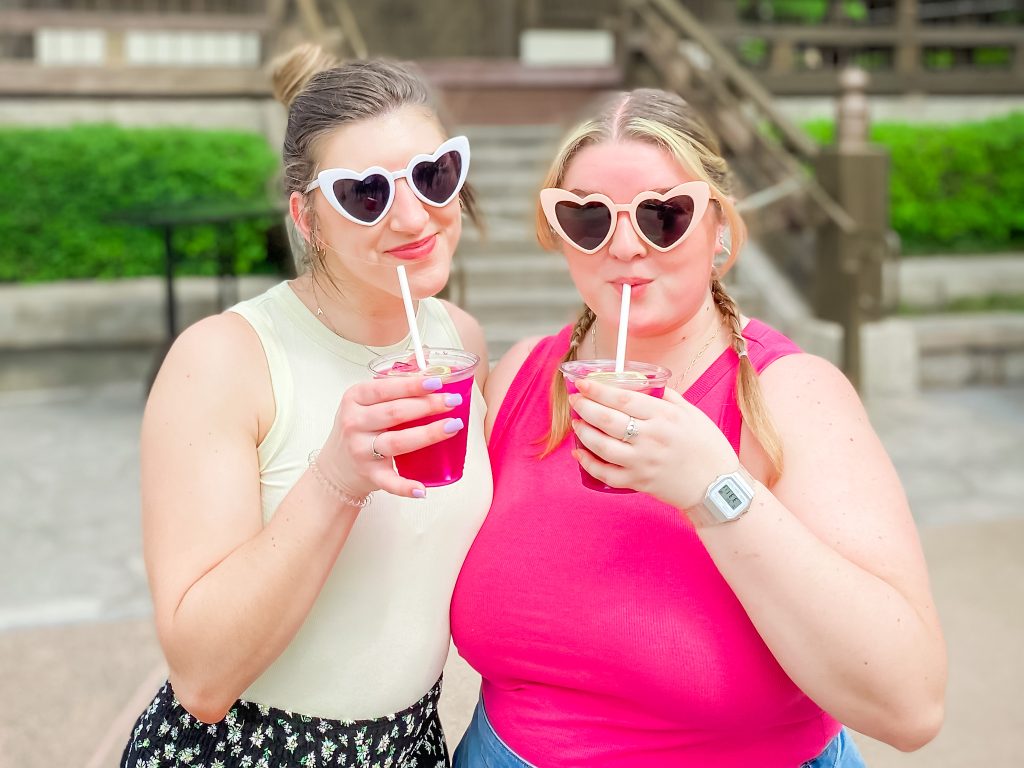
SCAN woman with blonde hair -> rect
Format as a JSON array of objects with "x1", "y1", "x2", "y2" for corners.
[
  {"x1": 119, "y1": 45, "x2": 491, "y2": 767},
  {"x1": 450, "y1": 88, "x2": 945, "y2": 766}
]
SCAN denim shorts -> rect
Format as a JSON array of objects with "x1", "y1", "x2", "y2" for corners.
[{"x1": 453, "y1": 696, "x2": 867, "y2": 768}]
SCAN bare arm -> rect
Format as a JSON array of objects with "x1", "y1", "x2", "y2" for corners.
[
  {"x1": 700, "y1": 355, "x2": 946, "y2": 749},
  {"x1": 571, "y1": 355, "x2": 946, "y2": 750},
  {"x1": 144, "y1": 313, "x2": 463, "y2": 723}
]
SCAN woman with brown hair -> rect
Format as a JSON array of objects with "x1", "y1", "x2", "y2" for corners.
[
  {"x1": 119, "y1": 45, "x2": 491, "y2": 767},
  {"x1": 450, "y1": 88, "x2": 946, "y2": 767}
]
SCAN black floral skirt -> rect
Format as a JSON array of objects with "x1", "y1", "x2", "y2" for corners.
[{"x1": 120, "y1": 677, "x2": 449, "y2": 768}]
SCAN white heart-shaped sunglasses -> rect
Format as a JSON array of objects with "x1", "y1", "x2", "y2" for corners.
[{"x1": 305, "y1": 135, "x2": 470, "y2": 226}]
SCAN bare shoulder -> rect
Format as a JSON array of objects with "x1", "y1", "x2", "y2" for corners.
[
  {"x1": 483, "y1": 336, "x2": 544, "y2": 440},
  {"x1": 146, "y1": 311, "x2": 272, "y2": 442},
  {"x1": 753, "y1": 347, "x2": 935, "y2": 622},
  {"x1": 439, "y1": 299, "x2": 488, "y2": 386},
  {"x1": 756, "y1": 352, "x2": 868, "y2": 431},
  {"x1": 754, "y1": 351, "x2": 905, "y2": 540}
]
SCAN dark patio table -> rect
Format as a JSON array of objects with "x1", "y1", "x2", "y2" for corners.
[{"x1": 111, "y1": 198, "x2": 287, "y2": 388}]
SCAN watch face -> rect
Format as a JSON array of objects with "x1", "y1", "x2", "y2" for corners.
[
  {"x1": 706, "y1": 472, "x2": 754, "y2": 522},
  {"x1": 717, "y1": 483, "x2": 745, "y2": 511}
]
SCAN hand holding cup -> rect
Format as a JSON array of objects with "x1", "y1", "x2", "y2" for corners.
[
  {"x1": 315, "y1": 370, "x2": 467, "y2": 500},
  {"x1": 570, "y1": 380, "x2": 739, "y2": 509}
]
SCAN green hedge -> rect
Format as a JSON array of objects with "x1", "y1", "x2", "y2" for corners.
[
  {"x1": 0, "y1": 124, "x2": 279, "y2": 282},
  {"x1": 803, "y1": 113, "x2": 1024, "y2": 254},
  {"x1": 737, "y1": 0, "x2": 867, "y2": 24},
  {"x1": 3, "y1": 116, "x2": 1021, "y2": 282}
]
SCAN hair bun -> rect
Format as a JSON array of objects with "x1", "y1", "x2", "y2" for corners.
[{"x1": 270, "y1": 43, "x2": 340, "y2": 109}]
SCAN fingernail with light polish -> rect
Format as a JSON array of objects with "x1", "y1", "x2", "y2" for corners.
[
  {"x1": 422, "y1": 377, "x2": 443, "y2": 391},
  {"x1": 444, "y1": 418, "x2": 464, "y2": 434},
  {"x1": 412, "y1": 488, "x2": 426, "y2": 499},
  {"x1": 444, "y1": 393, "x2": 463, "y2": 407}
]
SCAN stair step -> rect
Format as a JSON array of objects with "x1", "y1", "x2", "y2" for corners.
[
  {"x1": 462, "y1": 255, "x2": 571, "y2": 289},
  {"x1": 475, "y1": 201, "x2": 532, "y2": 219},
  {"x1": 462, "y1": 221, "x2": 535, "y2": 242},
  {"x1": 466, "y1": 286, "x2": 584, "y2": 325},
  {"x1": 464, "y1": 217, "x2": 536, "y2": 240},
  {"x1": 470, "y1": 168, "x2": 548, "y2": 196},
  {"x1": 461, "y1": 124, "x2": 564, "y2": 146},
  {"x1": 468, "y1": 144, "x2": 554, "y2": 168},
  {"x1": 458, "y1": 238, "x2": 548, "y2": 256}
]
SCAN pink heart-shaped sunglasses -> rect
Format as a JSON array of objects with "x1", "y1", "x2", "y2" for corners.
[{"x1": 540, "y1": 181, "x2": 713, "y2": 253}]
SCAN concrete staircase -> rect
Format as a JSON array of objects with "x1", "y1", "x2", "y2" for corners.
[{"x1": 458, "y1": 124, "x2": 582, "y2": 360}]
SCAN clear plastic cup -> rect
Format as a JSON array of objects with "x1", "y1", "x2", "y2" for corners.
[
  {"x1": 560, "y1": 359, "x2": 672, "y2": 494},
  {"x1": 369, "y1": 348, "x2": 479, "y2": 487}
]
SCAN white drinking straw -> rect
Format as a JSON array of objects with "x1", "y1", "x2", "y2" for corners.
[
  {"x1": 614, "y1": 283, "x2": 631, "y2": 373},
  {"x1": 396, "y1": 265, "x2": 427, "y2": 370}
]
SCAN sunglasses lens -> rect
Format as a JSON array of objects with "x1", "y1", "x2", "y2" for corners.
[
  {"x1": 636, "y1": 195, "x2": 695, "y2": 249},
  {"x1": 554, "y1": 201, "x2": 612, "y2": 251},
  {"x1": 332, "y1": 174, "x2": 391, "y2": 223},
  {"x1": 412, "y1": 150, "x2": 463, "y2": 204}
]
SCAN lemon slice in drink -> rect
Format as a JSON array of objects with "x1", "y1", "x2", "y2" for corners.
[
  {"x1": 586, "y1": 370, "x2": 646, "y2": 381},
  {"x1": 423, "y1": 365, "x2": 452, "y2": 376}
]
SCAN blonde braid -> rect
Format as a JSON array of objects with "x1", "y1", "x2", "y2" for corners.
[
  {"x1": 540, "y1": 307, "x2": 597, "y2": 456},
  {"x1": 711, "y1": 278, "x2": 783, "y2": 483}
]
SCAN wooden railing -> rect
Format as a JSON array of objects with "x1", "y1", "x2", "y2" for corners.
[
  {"x1": 619, "y1": 0, "x2": 896, "y2": 385},
  {"x1": 714, "y1": 20, "x2": 1024, "y2": 95},
  {"x1": 620, "y1": 0, "x2": 852, "y2": 229}
]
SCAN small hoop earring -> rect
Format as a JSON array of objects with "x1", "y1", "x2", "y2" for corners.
[{"x1": 309, "y1": 221, "x2": 327, "y2": 263}]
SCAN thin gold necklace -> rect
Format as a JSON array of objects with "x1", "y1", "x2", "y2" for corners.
[
  {"x1": 673, "y1": 324, "x2": 722, "y2": 389},
  {"x1": 310, "y1": 280, "x2": 394, "y2": 356},
  {"x1": 591, "y1": 321, "x2": 722, "y2": 390}
]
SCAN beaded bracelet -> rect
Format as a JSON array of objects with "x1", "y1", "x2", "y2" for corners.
[{"x1": 307, "y1": 450, "x2": 373, "y2": 509}]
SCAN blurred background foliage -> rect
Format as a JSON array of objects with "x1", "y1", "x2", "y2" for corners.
[
  {"x1": 803, "y1": 112, "x2": 1024, "y2": 254},
  {"x1": 738, "y1": 0, "x2": 1020, "y2": 24},
  {"x1": 0, "y1": 125, "x2": 278, "y2": 282},
  {"x1": 1, "y1": 113, "x2": 1021, "y2": 282},
  {"x1": 738, "y1": 0, "x2": 869, "y2": 23}
]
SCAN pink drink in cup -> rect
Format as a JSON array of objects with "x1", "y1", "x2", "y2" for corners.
[
  {"x1": 369, "y1": 348, "x2": 479, "y2": 487},
  {"x1": 560, "y1": 359, "x2": 672, "y2": 494}
]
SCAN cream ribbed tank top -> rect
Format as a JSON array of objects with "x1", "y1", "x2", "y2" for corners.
[{"x1": 228, "y1": 281, "x2": 492, "y2": 720}]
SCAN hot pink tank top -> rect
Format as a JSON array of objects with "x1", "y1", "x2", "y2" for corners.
[{"x1": 451, "y1": 319, "x2": 840, "y2": 767}]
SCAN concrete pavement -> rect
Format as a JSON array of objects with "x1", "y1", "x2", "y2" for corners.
[{"x1": 1, "y1": 382, "x2": 1022, "y2": 766}]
